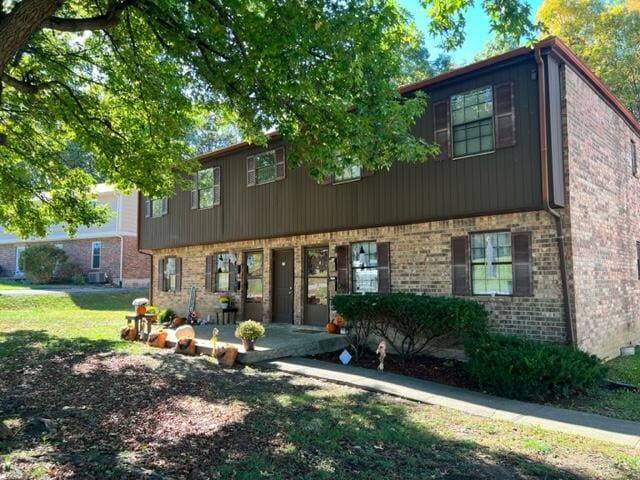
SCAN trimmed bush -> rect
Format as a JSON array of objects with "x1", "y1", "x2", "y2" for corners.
[
  {"x1": 19, "y1": 244, "x2": 68, "y2": 283},
  {"x1": 465, "y1": 334, "x2": 607, "y2": 401},
  {"x1": 332, "y1": 293, "x2": 488, "y2": 362},
  {"x1": 235, "y1": 320, "x2": 265, "y2": 341}
]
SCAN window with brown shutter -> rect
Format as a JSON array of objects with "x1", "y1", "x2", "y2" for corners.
[
  {"x1": 512, "y1": 232, "x2": 532, "y2": 296},
  {"x1": 148, "y1": 197, "x2": 167, "y2": 218},
  {"x1": 213, "y1": 166, "x2": 221, "y2": 206},
  {"x1": 451, "y1": 236, "x2": 469, "y2": 295},
  {"x1": 377, "y1": 242, "x2": 391, "y2": 293},
  {"x1": 205, "y1": 255, "x2": 213, "y2": 292},
  {"x1": 494, "y1": 82, "x2": 516, "y2": 149},
  {"x1": 275, "y1": 147, "x2": 286, "y2": 180},
  {"x1": 433, "y1": 99, "x2": 451, "y2": 160},
  {"x1": 247, "y1": 155, "x2": 256, "y2": 187},
  {"x1": 335, "y1": 245, "x2": 350, "y2": 294},
  {"x1": 470, "y1": 231, "x2": 513, "y2": 295}
]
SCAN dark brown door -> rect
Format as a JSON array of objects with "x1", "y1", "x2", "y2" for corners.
[
  {"x1": 272, "y1": 249, "x2": 294, "y2": 323},
  {"x1": 243, "y1": 250, "x2": 264, "y2": 321},
  {"x1": 304, "y1": 246, "x2": 329, "y2": 326}
]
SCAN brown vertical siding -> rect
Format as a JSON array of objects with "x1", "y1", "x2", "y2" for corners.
[{"x1": 140, "y1": 58, "x2": 542, "y2": 250}]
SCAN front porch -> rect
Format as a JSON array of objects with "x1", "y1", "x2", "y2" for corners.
[{"x1": 164, "y1": 323, "x2": 348, "y2": 364}]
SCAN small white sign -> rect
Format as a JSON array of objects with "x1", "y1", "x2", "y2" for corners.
[{"x1": 339, "y1": 349, "x2": 352, "y2": 365}]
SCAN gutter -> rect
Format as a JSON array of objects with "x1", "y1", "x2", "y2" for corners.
[{"x1": 534, "y1": 45, "x2": 576, "y2": 347}]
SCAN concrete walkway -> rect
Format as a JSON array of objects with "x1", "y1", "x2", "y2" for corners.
[{"x1": 264, "y1": 357, "x2": 640, "y2": 448}]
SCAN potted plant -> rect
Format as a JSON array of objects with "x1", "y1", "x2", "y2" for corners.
[
  {"x1": 145, "y1": 306, "x2": 158, "y2": 322},
  {"x1": 235, "y1": 320, "x2": 265, "y2": 351},
  {"x1": 219, "y1": 295, "x2": 230, "y2": 309}
]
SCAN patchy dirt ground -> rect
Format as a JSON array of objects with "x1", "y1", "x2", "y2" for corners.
[{"x1": 1, "y1": 346, "x2": 639, "y2": 479}]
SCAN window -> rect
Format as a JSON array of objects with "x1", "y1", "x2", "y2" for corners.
[
  {"x1": 164, "y1": 257, "x2": 177, "y2": 292},
  {"x1": 631, "y1": 140, "x2": 637, "y2": 177},
  {"x1": 215, "y1": 252, "x2": 230, "y2": 292},
  {"x1": 15, "y1": 246, "x2": 26, "y2": 276},
  {"x1": 245, "y1": 251, "x2": 263, "y2": 303},
  {"x1": 254, "y1": 152, "x2": 277, "y2": 185},
  {"x1": 334, "y1": 165, "x2": 362, "y2": 183},
  {"x1": 197, "y1": 167, "x2": 214, "y2": 209},
  {"x1": 91, "y1": 241, "x2": 101, "y2": 269},
  {"x1": 451, "y1": 86, "x2": 494, "y2": 158},
  {"x1": 151, "y1": 198, "x2": 165, "y2": 218},
  {"x1": 306, "y1": 247, "x2": 329, "y2": 305},
  {"x1": 351, "y1": 242, "x2": 378, "y2": 293},
  {"x1": 470, "y1": 231, "x2": 512, "y2": 295}
]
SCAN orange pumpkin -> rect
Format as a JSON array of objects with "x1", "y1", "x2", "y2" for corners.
[
  {"x1": 136, "y1": 305, "x2": 146, "y2": 316},
  {"x1": 334, "y1": 315, "x2": 345, "y2": 328},
  {"x1": 325, "y1": 322, "x2": 339, "y2": 334}
]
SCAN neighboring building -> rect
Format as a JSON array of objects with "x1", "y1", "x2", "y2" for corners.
[
  {"x1": 138, "y1": 37, "x2": 640, "y2": 359},
  {"x1": 0, "y1": 185, "x2": 150, "y2": 288}
]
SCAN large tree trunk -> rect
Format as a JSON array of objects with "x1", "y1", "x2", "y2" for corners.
[{"x1": 0, "y1": 0, "x2": 62, "y2": 74}]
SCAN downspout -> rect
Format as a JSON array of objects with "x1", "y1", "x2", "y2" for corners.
[{"x1": 534, "y1": 45, "x2": 576, "y2": 347}]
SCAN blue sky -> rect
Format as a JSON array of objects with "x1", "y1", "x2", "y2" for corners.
[{"x1": 398, "y1": 0, "x2": 542, "y2": 65}]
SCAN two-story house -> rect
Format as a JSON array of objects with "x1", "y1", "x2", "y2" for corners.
[
  {"x1": 139, "y1": 37, "x2": 640, "y2": 359},
  {"x1": 0, "y1": 184, "x2": 150, "y2": 287}
]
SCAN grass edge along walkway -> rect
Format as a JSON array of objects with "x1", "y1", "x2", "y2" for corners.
[{"x1": 263, "y1": 357, "x2": 640, "y2": 448}]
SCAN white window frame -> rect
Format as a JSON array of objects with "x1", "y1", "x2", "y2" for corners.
[{"x1": 91, "y1": 241, "x2": 101, "y2": 269}]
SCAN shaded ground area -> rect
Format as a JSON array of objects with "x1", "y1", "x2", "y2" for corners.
[{"x1": 1, "y1": 331, "x2": 639, "y2": 479}]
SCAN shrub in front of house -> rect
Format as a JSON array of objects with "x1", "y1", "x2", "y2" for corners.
[
  {"x1": 157, "y1": 308, "x2": 177, "y2": 323},
  {"x1": 465, "y1": 334, "x2": 607, "y2": 401},
  {"x1": 332, "y1": 293, "x2": 488, "y2": 362},
  {"x1": 19, "y1": 244, "x2": 69, "y2": 283}
]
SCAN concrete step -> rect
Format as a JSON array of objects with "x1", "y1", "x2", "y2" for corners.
[{"x1": 165, "y1": 326, "x2": 348, "y2": 364}]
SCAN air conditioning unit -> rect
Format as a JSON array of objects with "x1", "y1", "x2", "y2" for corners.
[{"x1": 87, "y1": 272, "x2": 107, "y2": 284}]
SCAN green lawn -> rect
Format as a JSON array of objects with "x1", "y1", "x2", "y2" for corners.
[
  {"x1": 1, "y1": 291, "x2": 639, "y2": 479},
  {"x1": 0, "y1": 279, "x2": 78, "y2": 290}
]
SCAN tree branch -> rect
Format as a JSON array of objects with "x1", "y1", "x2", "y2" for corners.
[
  {"x1": 1, "y1": 73, "x2": 54, "y2": 93},
  {"x1": 41, "y1": 0, "x2": 137, "y2": 32}
]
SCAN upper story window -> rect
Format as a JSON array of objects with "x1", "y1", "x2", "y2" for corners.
[
  {"x1": 145, "y1": 197, "x2": 167, "y2": 218},
  {"x1": 470, "y1": 231, "x2": 512, "y2": 295},
  {"x1": 247, "y1": 147, "x2": 286, "y2": 186},
  {"x1": 91, "y1": 241, "x2": 101, "y2": 269},
  {"x1": 434, "y1": 82, "x2": 515, "y2": 161},
  {"x1": 334, "y1": 165, "x2": 362, "y2": 183},
  {"x1": 191, "y1": 166, "x2": 221, "y2": 209},
  {"x1": 451, "y1": 86, "x2": 494, "y2": 158}
]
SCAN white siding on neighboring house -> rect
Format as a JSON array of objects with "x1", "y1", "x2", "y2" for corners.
[{"x1": 0, "y1": 185, "x2": 139, "y2": 244}]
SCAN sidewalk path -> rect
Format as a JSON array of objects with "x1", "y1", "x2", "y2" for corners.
[{"x1": 264, "y1": 357, "x2": 640, "y2": 448}]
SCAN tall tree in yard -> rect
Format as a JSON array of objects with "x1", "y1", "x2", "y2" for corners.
[
  {"x1": 0, "y1": 0, "x2": 536, "y2": 237},
  {"x1": 537, "y1": 0, "x2": 640, "y2": 120}
]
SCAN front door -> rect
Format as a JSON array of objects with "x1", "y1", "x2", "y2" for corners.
[
  {"x1": 243, "y1": 250, "x2": 264, "y2": 321},
  {"x1": 272, "y1": 249, "x2": 294, "y2": 323},
  {"x1": 304, "y1": 246, "x2": 329, "y2": 326}
]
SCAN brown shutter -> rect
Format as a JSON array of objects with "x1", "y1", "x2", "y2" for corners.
[
  {"x1": 494, "y1": 82, "x2": 516, "y2": 149},
  {"x1": 190, "y1": 174, "x2": 198, "y2": 209},
  {"x1": 361, "y1": 167, "x2": 374, "y2": 177},
  {"x1": 212, "y1": 166, "x2": 221, "y2": 206},
  {"x1": 145, "y1": 198, "x2": 151, "y2": 218},
  {"x1": 161, "y1": 197, "x2": 168, "y2": 215},
  {"x1": 247, "y1": 155, "x2": 256, "y2": 186},
  {"x1": 229, "y1": 259, "x2": 238, "y2": 292},
  {"x1": 433, "y1": 99, "x2": 451, "y2": 161},
  {"x1": 175, "y1": 257, "x2": 182, "y2": 292},
  {"x1": 336, "y1": 245, "x2": 350, "y2": 294},
  {"x1": 157, "y1": 258, "x2": 165, "y2": 292},
  {"x1": 512, "y1": 232, "x2": 532, "y2": 296},
  {"x1": 275, "y1": 147, "x2": 286, "y2": 180},
  {"x1": 205, "y1": 255, "x2": 213, "y2": 292},
  {"x1": 377, "y1": 242, "x2": 391, "y2": 293},
  {"x1": 451, "y1": 236, "x2": 469, "y2": 295}
]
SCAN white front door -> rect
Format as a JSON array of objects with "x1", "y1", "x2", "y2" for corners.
[{"x1": 15, "y1": 246, "x2": 26, "y2": 276}]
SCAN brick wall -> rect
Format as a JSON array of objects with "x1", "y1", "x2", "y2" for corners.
[
  {"x1": 152, "y1": 210, "x2": 567, "y2": 343},
  {"x1": 562, "y1": 66, "x2": 640, "y2": 358},
  {"x1": 0, "y1": 236, "x2": 150, "y2": 287}
]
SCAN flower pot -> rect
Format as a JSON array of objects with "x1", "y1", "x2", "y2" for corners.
[{"x1": 242, "y1": 339, "x2": 255, "y2": 351}]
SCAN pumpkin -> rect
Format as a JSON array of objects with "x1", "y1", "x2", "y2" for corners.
[
  {"x1": 325, "y1": 322, "x2": 339, "y2": 334},
  {"x1": 172, "y1": 316, "x2": 185, "y2": 328},
  {"x1": 334, "y1": 314, "x2": 345, "y2": 328},
  {"x1": 136, "y1": 305, "x2": 147, "y2": 316}
]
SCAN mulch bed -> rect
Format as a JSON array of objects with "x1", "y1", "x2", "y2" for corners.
[{"x1": 310, "y1": 350, "x2": 478, "y2": 390}]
